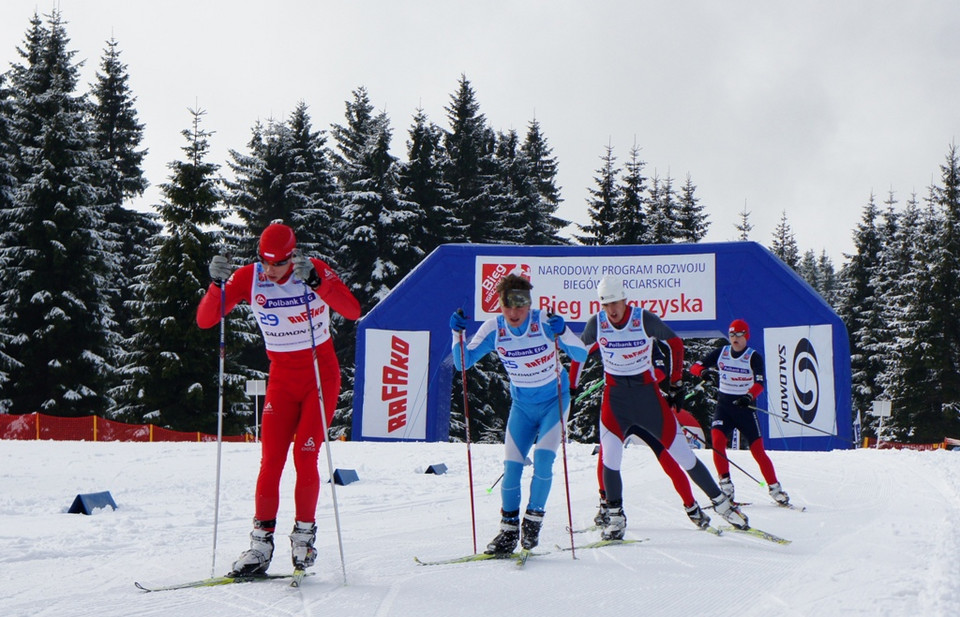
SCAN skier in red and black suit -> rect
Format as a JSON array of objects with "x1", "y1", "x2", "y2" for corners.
[
  {"x1": 197, "y1": 222, "x2": 360, "y2": 577},
  {"x1": 570, "y1": 276, "x2": 748, "y2": 541},
  {"x1": 573, "y1": 339, "x2": 706, "y2": 531},
  {"x1": 689, "y1": 318, "x2": 790, "y2": 506}
]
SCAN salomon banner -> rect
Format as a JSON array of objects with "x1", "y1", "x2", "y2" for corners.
[
  {"x1": 762, "y1": 324, "x2": 837, "y2": 438},
  {"x1": 474, "y1": 253, "x2": 717, "y2": 322},
  {"x1": 361, "y1": 329, "x2": 430, "y2": 440}
]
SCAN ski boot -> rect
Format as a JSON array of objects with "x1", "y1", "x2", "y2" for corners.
[
  {"x1": 685, "y1": 502, "x2": 711, "y2": 530},
  {"x1": 594, "y1": 499, "x2": 610, "y2": 527},
  {"x1": 228, "y1": 518, "x2": 275, "y2": 577},
  {"x1": 520, "y1": 509, "x2": 544, "y2": 550},
  {"x1": 719, "y1": 475, "x2": 736, "y2": 503},
  {"x1": 290, "y1": 521, "x2": 318, "y2": 569},
  {"x1": 768, "y1": 482, "x2": 790, "y2": 506},
  {"x1": 601, "y1": 502, "x2": 627, "y2": 540},
  {"x1": 712, "y1": 493, "x2": 749, "y2": 529},
  {"x1": 484, "y1": 510, "x2": 519, "y2": 555}
]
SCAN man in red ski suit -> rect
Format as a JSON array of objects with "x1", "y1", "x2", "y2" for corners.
[
  {"x1": 689, "y1": 318, "x2": 790, "y2": 507},
  {"x1": 197, "y1": 222, "x2": 360, "y2": 576}
]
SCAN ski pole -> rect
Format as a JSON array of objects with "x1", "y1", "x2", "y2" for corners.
[
  {"x1": 486, "y1": 473, "x2": 504, "y2": 494},
  {"x1": 552, "y1": 334, "x2": 576, "y2": 559},
  {"x1": 669, "y1": 384, "x2": 765, "y2": 486},
  {"x1": 679, "y1": 425, "x2": 765, "y2": 486},
  {"x1": 748, "y1": 404, "x2": 856, "y2": 444},
  {"x1": 210, "y1": 279, "x2": 226, "y2": 577},
  {"x1": 303, "y1": 281, "x2": 348, "y2": 584},
  {"x1": 457, "y1": 314, "x2": 478, "y2": 554}
]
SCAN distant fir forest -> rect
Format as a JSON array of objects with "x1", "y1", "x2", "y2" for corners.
[{"x1": 1, "y1": 10, "x2": 958, "y2": 444}]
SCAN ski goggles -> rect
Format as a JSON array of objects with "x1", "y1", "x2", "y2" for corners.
[
  {"x1": 261, "y1": 257, "x2": 291, "y2": 267},
  {"x1": 729, "y1": 330, "x2": 748, "y2": 338},
  {"x1": 501, "y1": 290, "x2": 532, "y2": 309}
]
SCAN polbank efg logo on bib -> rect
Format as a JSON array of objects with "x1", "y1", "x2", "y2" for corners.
[{"x1": 792, "y1": 338, "x2": 819, "y2": 423}]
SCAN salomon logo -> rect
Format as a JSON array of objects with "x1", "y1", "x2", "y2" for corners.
[{"x1": 792, "y1": 338, "x2": 819, "y2": 423}]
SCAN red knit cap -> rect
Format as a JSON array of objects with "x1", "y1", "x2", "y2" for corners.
[
  {"x1": 259, "y1": 223, "x2": 296, "y2": 261},
  {"x1": 728, "y1": 319, "x2": 750, "y2": 340}
]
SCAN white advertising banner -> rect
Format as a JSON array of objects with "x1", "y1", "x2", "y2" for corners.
[
  {"x1": 361, "y1": 329, "x2": 430, "y2": 440},
  {"x1": 473, "y1": 254, "x2": 717, "y2": 322},
  {"x1": 762, "y1": 324, "x2": 837, "y2": 438}
]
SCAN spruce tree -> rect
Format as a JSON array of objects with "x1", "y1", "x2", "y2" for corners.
[
  {"x1": 769, "y1": 211, "x2": 800, "y2": 269},
  {"x1": 645, "y1": 172, "x2": 678, "y2": 244},
  {"x1": 0, "y1": 10, "x2": 117, "y2": 416},
  {"x1": 332, "y1": 89, "x2": 425, "y2": 434},
  {"x1": 735, "y1": 204, "x2": 752, "y2": 240},
  {"x1": 612, "y1": 142, "x2": 648, "y2": 244},
  {"x1": 875, "y1": 194, "x2": 919, "y2": 424},
  {"x1": 521, "y1": 118, "x2": 567, "y2": 244},
  {"x1": 576, "y1": 144, "x2": 619, "y2": 245},
  {"x1": 837, "y1": 195, "x2": 883, "y2": 426},
  {"x1": 442, "y1": 75, "x2": 501, "y2": 243},
  {"x1": 398, "y1": 107, "x2": 456, "y2": 254},
  {"x1": 675, "y1": 174, "x2": 709, "y2": 243},
  {"x1": 89, "y1": 36, "x2": 155, "y2": 372},
  {"x1": 493, "y1": 128, "x2": 535, "y2": 245},
  {"x1": 117, "y1": 108, "x2": 246, "y2": 432},
  {"x1": 891, "y1": 145, "x2": 960, "y2": 441},
  {"x1": 0, "y1": 75, "x2": 16, "y2": 400}
]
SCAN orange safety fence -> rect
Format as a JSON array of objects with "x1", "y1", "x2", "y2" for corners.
[
  {"x1": 0, "y1": 412, "x2": 254, "y2": 442},
  {"x1": 860, "y1": 437, "x2": 956, "y2": 451}
]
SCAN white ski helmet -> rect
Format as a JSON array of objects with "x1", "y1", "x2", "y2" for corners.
[{"x1": 597, "y1": 275, "x2": 627, "y2": 304}]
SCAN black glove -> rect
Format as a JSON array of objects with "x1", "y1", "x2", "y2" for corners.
[
  {"x1": 733, "y1": 394, "x2": 754, "y2": 407},
  {"x1": 570, "y1": 385, "x2": 580, "y2": 400},
  {"x1": 292, "y1": 254, "x2": 322, "y2": 289},
  {"x1": 667, "y1": 381, "x2": 687, "y2": 408}
]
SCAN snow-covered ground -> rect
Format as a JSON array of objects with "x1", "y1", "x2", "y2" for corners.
[{"x1": 1, "y1": 439, "x2": 958, "y2": 616}]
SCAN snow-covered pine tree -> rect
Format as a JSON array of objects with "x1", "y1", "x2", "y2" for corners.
[
  {"x1": 874, "y1": 194, "x2": 919, "y2": 437},
  {"x1": 735, "y1": 204, "x2": 752, "y2": 240},
  {"x1": 285, "y1": 101, "x2": 339, "y2": 266},
  {"x1": 398, "y1": 107, "x2": 456, "y2": 254},
  {"x1": 798, "y1": 249, "x2": 820, "y2": 289},
  {"x1": 331, "y1": 88, "x2": 426, "y2": 434},
  {"x1": 0, "y1": 75, "x2": 16, "y2": 401},
  {"x1": 769, "y1": 210, "x2": 800, "y2": 269},
  {"x1": 816, "y1": 250, "x2": 839, "y2": 308},
  {"x1": 442, "y1": 75, "x2": 502, "y2": 244},
  {"x1": 837, "y1": 195, "x2": 884, "y2": 430},
  {"x1": 644, "y1": 172, "x2": 679, "y2": 244},
  {"x1": 675, "y1": 174, "x2": 709, "y2": 243},
  {"x1": 89, "y1": 36, "x2": 157, "y2": 374},
  {"x1": 611, "y1": 142, "x2": 648, "y2": 244},
  {"x1": 0, "y1": 10, "x2": 117, "y2": 416},
  {"x1": 493, "y1": 128, "x2": 537, "y2": 245},
  {"x1": 116, "y1": 108, "x2": 247, "y2": 433},
  {"x1": 520, "y1": 118, "x2": 567, "y2": 245},
  {"x1": 576, "y1": 144, "x2": 619, "y2": 245},
  {"x1": 889, "y1": 144, "x2": 960, "y2": 441},
  {"x1": 333, "y1": 91, "x2": 423, "y2": 310}
]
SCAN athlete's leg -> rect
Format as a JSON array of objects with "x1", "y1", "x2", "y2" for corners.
[
  {"x1": 501, "y1": 401, "x2": 539, "y2": 513},
  {"x1": 633, "y1": 427, "x2": 695, "y2": 506},
  {"x1": 254, "y1": 367, "x2": 300, "y2": 522}
]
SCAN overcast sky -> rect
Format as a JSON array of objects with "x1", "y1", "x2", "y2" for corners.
[{"x1": 3, "y1": 1, "x2": 959, "y2": 264}]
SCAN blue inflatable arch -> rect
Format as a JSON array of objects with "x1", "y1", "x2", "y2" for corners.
[{"x1": 352, "y1": 242, "x2": 852, "y2": 451}]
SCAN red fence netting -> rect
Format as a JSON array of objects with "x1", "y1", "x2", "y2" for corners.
[{"x1": 0, "y1": 412, "x2": 253, "y2": 442}]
